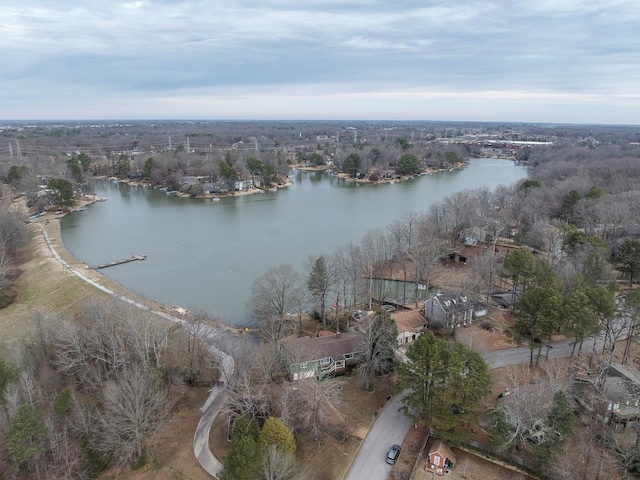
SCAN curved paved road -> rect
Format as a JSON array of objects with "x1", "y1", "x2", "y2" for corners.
[
  {"x1": 346, "y1": 334, "x2": 609, "y2": 480},
  {"x1": 36, "y1": 221, "x2": 231, "y2": 478},
  {"x1": 345, "y1": 394, "x2": 413, "y2": 480},
  {"x1": 33, "y1": 211, "x2": 617, "y2": 480}
]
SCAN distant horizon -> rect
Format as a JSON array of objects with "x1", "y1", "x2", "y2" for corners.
[
  {"x1": 4, "y1": 2, "x2": 640, "y2": 126},
  {"x1": 1, "y1": 118, "x2": 639, "y2": 128}
]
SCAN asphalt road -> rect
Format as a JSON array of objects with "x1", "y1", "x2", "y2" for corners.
[
  {"x1": 344, "y1": 394, "x2": 413, "y2": 480},
  {"x1": 344, "y1": 333, "x2": 611, "y2": 480},
  {"x1": 483, "y1": 338, "x2": 574, "y2": 369}
]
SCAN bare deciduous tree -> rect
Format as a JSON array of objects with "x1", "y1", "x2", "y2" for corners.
[
  {"x1": 221, "y1": 372, "x2": 271, "y2": 436},
  {"x1": 297, "y1": 377, "x2": 345, "y2": 441},
  {"x1": 175, "y1": 313, "x2": 220, "y2": 385},
  {"x1": 248, "y1": 264, "x2": 302, "y2": 344},
  {"x1": 261, "y1": 444, "x2": 297, "y2": 480},
  {"x1": 490, "y1": 361, "x2": 571, "y2": 450},
  {"x1": 357, "y1": 310, "x2": 398, "y2": 391},
  {"x1": 360, "y1": 227, "x2": 389, "y2": 309},
  {"x1": 91, "y1": 365, "x2": 169, "y2": 466}
]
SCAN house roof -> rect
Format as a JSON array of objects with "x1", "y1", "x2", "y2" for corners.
[
  {"x1": 492, "y1": 292, "x2": 519, "y2": 308},
  {"x1": 392, "y1": 310, "x2": 428, "y2": 334},
  {"x1": 427, "y1": 293, "x2": 471, "y2": 313},
  {"x1": 279, "y1": 331, "x2": 361, "y2": 364},
  {"x1": 620, "y1": 224, "x2": 640, "y2": 237},
  {"x1": 428, "y1": 439, "x2": 457, "y2": 464},
  {"x1": 582, "y1": 364, "x2": 640, "y2": 405},
  {"x1": 459, "y1": 226, "x2": 489, "y2": 246},
  {"x1": 439, "y1": 295, "x2": 470, "y2": 312}
]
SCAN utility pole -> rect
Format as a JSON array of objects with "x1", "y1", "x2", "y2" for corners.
[{"x1": 168, "y1": 135, "x2": 172, "y2": 150}]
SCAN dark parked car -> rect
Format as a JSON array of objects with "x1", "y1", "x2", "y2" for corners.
[{"x1": 386, "y1": 444, "x2": 401, "y2": 465}]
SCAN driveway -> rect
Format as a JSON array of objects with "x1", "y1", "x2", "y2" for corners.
[
  {"x1": 344, "y1": 394, "x2": 413, "y2": 480},
  {"x1": 345, "y1": 333, "x2": 612, "y2": 480}
]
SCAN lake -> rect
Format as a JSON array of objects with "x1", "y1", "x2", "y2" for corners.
[{"x1": 61, "y1": 158, "x2": 528, "y2": 325}]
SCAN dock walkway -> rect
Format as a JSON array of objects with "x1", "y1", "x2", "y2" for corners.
[{"x1": 95, "y1": 254, "x2": 147, "y2": 269}]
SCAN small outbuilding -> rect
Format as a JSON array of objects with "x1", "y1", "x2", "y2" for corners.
[{"x1": 426, "y1": 439, "x2": 456, "y2": 475}]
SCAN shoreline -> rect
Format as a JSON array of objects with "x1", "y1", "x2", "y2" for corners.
[
  {"x1": 22, "y1": 204, "x2": 234, "y2": 478},
  {"x1": 115, "y1": 176, "x2": 294, "y2": 200},
  {"x1": 293, "y1": 161, "x2": 469, "y2": 185},
  {"x1": 102, "y1": 158, "x2": 476, "y2": 199},
  {"x1": 19, "y1": 156, "x2": 502, "y2": 330},
  {"x1": 23, "y1": 199, "x2": 248, "y2": 334}
]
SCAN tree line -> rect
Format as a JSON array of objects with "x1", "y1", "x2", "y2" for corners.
[
  {"x1": 0, "y1": 299, "x2": 221, "y2": 478},
  {"x1": 242, "y1": 140, "x2": 640, "y2": 479}
]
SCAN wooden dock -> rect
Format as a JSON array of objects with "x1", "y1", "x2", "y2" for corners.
[{"x1": 95, "y1": 254, "x2": 147, "y2": 269}]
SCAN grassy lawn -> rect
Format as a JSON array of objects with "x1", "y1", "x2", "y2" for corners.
[{"x1": 0, "y1": 223, "x2": 109, "y2": 354}]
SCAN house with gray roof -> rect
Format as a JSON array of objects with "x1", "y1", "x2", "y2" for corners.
[
  {"x1": 278, "y1": 331, "x2": 362, "y2": 381},
  {"x1": 422, "y1": 293, "x2": 474, "y2": 329}
]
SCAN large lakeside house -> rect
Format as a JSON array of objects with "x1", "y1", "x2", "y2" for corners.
[{"x1": 278, "y1": 331, "x2": 361, "y2": 381}]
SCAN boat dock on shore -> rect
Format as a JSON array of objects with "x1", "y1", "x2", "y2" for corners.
[{"x1": 94, "y1": 254, "x2": 147, "y2": 269}]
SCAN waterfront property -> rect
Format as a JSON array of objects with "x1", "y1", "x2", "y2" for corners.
[
  {"x1": 278, "y1": 331, "x2": 361, "y2": 381},
  {"x1": 392, "y1": 310, "x2": 428, "y2": 346},
  {"x1": 422, "y1": 292, "x2": 474, "y2": 328},
  {"x1": 61, "y1": 159, "x2": 529, "y2": 326}
]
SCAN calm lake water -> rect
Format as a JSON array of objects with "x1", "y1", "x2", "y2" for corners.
[{"x1": 61, "y1": 158, "x2": 528, "y2": 325}]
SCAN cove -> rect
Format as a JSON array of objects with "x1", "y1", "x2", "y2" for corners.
[{"x1": 60, "y1": 158, "x2": 528, "y2": 325}]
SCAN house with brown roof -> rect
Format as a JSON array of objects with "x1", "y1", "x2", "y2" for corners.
[
  {"x1": 392, "y1": 310, "x2": 428, "y2": 346},
  {"x1": 426, "y1": 439, "x2": 457, "y2": 475},
  {"x1": 278, "y1": 331, "x2": 362, "y2": 381}
]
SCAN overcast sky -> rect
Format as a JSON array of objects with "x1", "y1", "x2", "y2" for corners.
[{"x1": 2, "y1": 0, "x2": 640, "y2": 124}]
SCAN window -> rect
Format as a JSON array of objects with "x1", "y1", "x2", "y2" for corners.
[
  {"x1": 320, "y1": 357, "x2": 331, "y2": 365},
  {"x1": 433, "y1": 455, "x2": 440, "y2": 466}
]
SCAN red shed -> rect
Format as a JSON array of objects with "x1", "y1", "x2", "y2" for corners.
[{"x1": 426, "y1": 439, "x2": 457, "y2": 475}]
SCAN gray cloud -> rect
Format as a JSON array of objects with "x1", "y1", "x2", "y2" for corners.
[{"x1": 1, "y1": 0, "x2": 639, "y2": 122}]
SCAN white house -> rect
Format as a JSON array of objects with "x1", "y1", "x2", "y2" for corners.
[{"x1": 392, "y1": 310, "x2": 428, "y2": 346}]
